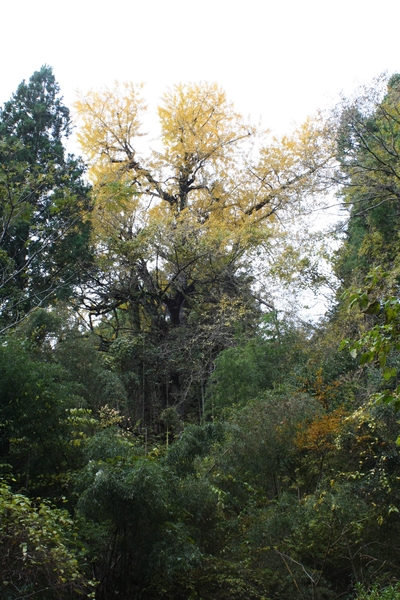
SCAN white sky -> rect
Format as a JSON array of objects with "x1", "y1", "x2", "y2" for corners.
[{"x1": 2, "y1": 0, "x2": 400, "y2": 137}]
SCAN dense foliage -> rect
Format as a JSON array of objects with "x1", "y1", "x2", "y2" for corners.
[
  {"x1": 1, "y1": 68, "x2": 400, "y2": 599},
  {"x1": 0, "y1": 66, "x2": 92, "y2": 332}
]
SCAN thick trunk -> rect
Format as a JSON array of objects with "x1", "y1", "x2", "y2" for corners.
[{"x1": 163, "y1": 282, "x2": 195, "y2": 326}]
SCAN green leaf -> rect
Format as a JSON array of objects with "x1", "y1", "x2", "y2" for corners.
[
  {"x1": 385, "y1": 307, "x2": 398, "y2": 323},
  {"x1": 360, "y1": 351, "x2": 373, "y2": 365},
  {"x1": 383, "y1": 367, "x2": 397, "y2": 380},
  {"x1": 359, "y1": 294, "x2": 369, "y2": 310},
  {"x1": 364, "y1": 300, "x2": 380, "y2": 315}
]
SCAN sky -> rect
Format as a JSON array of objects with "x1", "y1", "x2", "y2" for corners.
[{"x1": 2, "y1": 0, "x2": 400, "y2": 138}]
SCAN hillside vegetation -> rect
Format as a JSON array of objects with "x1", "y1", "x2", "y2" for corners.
[{"x1": 1, "y1": 67, "x2": 400, "y2": 599}]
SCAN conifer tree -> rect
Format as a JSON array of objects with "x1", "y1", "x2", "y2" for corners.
[{"x1": 0, "y1": 66, "x2": 92, "y2": 331}]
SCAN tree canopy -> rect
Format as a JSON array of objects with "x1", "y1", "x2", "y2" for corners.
[
  {"x1": 2, "y1": 68, "x2": 400, "y2": 600},
  {"x1": 72, "y1": 80, "x2": 333, "y2": 421}
]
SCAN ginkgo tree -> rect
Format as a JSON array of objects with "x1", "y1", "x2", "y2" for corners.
[{"x1": 74, "y1": 82, "x2": 332, "y2": 421}]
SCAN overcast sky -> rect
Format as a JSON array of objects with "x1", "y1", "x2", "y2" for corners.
[{"x1": 2, "y1": 0, "x2": 400, "y2": 137}]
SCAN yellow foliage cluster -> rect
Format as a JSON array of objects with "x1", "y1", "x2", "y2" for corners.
[
  {"x1": 74, "y1": 81, "x2": 332, "y2": 248},
  {"x1": 295, "y1": 407, "x2": 347, "y2": 454},
  {"x1": 73, "y1": 81, "x2": 334, "y2": 328}
]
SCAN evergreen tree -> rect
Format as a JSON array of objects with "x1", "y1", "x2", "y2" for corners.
[
  {"x1": 0, "y1": 66, "x2": 92, "y2": 331},
  {"x1": 335, "y1": 74, "x2": 400, "y2": 286}
]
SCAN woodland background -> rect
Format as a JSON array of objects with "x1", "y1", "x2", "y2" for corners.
[{"x1": 1, "y1": 66, "x2": 400, "y2": 599}]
